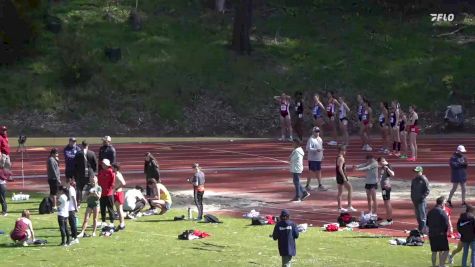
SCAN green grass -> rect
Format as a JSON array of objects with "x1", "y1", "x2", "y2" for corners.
[{"x1": 0, "y1": 195, "x2": 448, "y2": 267}]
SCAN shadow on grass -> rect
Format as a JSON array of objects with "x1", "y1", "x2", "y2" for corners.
[
  {"x1": 0, "y1": 243, "x2": 56, "y2": 249},
  {"x1": 191, "y1": 241, "x2": 226, "y2": 252},
  {"x1": 344, "y1": 235, "x2": 387, "y2": 239},
  {"x1": 134, "y1": 219, "x2": 179, "y2": 223}
]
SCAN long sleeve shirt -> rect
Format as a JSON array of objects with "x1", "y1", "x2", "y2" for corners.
[{"x1": 356, "y1": 159, "x2": 379, "y2": 185}]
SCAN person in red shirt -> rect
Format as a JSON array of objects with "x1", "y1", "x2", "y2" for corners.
[
  {"x1": 0, "y1": 126, "x2": 11, "y2": 171},
  {"x1": 98, "y1": 159, "x2": 116, "y2": 227}
]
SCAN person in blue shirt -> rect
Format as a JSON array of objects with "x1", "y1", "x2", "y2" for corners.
[
  {"x1": 64, "y1": 137, "x2": 79, "y2": 180},
  {"x1": 272, "y1": 210, "x2": 299, "y2": 267}
]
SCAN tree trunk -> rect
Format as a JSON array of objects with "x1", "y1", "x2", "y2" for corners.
[
  {"x1": 215, "y1": 0, "x2": 225, "y2": 13},
  {"x1": 231, "y1": 0, "x2": 252, "y2": 54}
]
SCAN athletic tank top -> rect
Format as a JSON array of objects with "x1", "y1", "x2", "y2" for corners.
[
  {"x1": 280, "y1": 100, "x2": 289, "y2": 116},
  {"x1": 313, "y1": 104, "x2": 322, "y2": 118},
  {"x1": 336, "y1": 156, "x2": 346, "y2": 179},
  {"x1": 326, "y1": 101, "x2": 335, "y2": 117},
  {"x1": 357, "y1": 105, "x2": 364, "y2": 121},
  {"x1": 378, "y1": 113, "x2": 385, "y2": 124},
  {"x1": 399, "y1": 117, "x2": 406, "y2": 131},
  {"x1": 339, "y1": 104, "x2": 347, "y2": 119},
  {"x1": 362, "y1": 109, "x2": 369, "y2": 122},
  {"x1": 390, "y1": 111, "x2": 397, "y2": 127}
]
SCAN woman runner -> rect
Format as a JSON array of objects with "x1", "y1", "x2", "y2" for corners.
[
  {"x1": 357, "y1": 95, "x2": 366, "y2": 148},
  {"x1": 407, "y1": 105, "x2": 419, "y2": 161},
  {"x1": 312, "y1": 94, "x2": 326, "y2": 137},
  {"x1": 389, "y1": 100, "x2": 401, "y2": 156},
  {"x1": 361, "y1": 99, "x2": 373, "y2": 152},
  {"x1": 336, "y1": 145, "x2": 356, "y2": 213},
  {"x1": 338, "y1": 96, "x2": 350, "y2": 145},
  {"x1": 326, "y1": 92, "x2": 339, "y2": 146},
  {"x1": 378, "y1": 102, "x2": 390, "y2": 154},
  {"x1": 274, "y1": 93, "x2": 293, "y2": 141},
  {"x1": 399, "y1": 109, "x2": 408, "y2": 159}
]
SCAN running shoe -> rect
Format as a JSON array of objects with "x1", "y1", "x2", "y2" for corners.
[
  {"x1": 305, "y1": 185, "x2": 313, "y2": 191},
  {"x1": 327, "y1": 141, "x2": 337, "y2": 146},
  {"x1": 365, "y1": 146, "x2": 373, "y2": 152},
  {"x1": 399, "y1": 154, "x2": 408, "y2": 159},
  {"x1": 394, "y1": 152, "x2": 401, "y2": 157},
  {"x1": 2, "y1": 212, "x2": 7, "y2": 217},
  {"x1": 379, "y1": 220, "x2": 393, "y2": 226},
  {"x1": 318, "y1": 184, "x2": 328, "y2": 191},
  {"x1": 70, "y1": 238, "x2": 79, "y2": 245},
  {"x1": 288, "y1": 137, "x2": 293, "y2": 142},
  {"x1": 362, "y1": 144, "x2": 367, "y2": 151},
  {"x1": 77, "y1": 232, "x2": 84, "y2": 238},
  {"x1": 301, "y1": 192, "x2": 311, "y2": 201},
  {"x1": 447, "y1": 200, "x2": 453, "y2": 208},
  {"x1": 278, "y1": 137, "x2": 285, "y2": 141},
  {"x1": 338, "y1": 208, "x2": 348, "y2": 213},
  {"x1": 91, "y1": 232, "x2": 96, "y2": 237},
  {"x1": 383, "y1": 149, "x2": 390, "y2": 154},
  {"x1": 348, "y1": 206, "x2": 357, "y2": 212}
]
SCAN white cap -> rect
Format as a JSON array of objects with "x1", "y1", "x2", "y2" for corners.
[
  {"x1": 102, "y1": 159, "x2": 111, "y2": 167},
  {"x1": 457, "y1": 145, "x2": 467, "y2": 153},
  {"x1": 102, "y1": 136, "x2": 112, "y2": 142}
]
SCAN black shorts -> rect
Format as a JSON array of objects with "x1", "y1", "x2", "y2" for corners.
[
  {"x1": 48, "y1": 179, "x2": 60, "y2": 195},
  {"x1": 382, "y1": 187, "x2": 391, "y2": 201},
  {"x1": 429, "y1": 234, "x2": 449, "y2": 252},
  {"x1": 308, "y1": 161, "x2": 321, "y2": 172},
  {"x1": 65, "y1": 169, "x2": 75, "y2": 179},
  {"x1": 339, "y1": 117, "x2": 348, "y2": 122},
  {"x1": 336, "y1": 176, "x2": 348, "y2": 185},
  {"x1": 365, "y1": 184, "x2": 378, "y2": 190}
]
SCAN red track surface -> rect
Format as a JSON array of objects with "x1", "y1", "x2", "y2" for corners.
[{"x1": 6, "y1": 136, "x2": 475, "y2": 238}]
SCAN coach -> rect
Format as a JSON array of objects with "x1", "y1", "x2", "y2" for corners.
[{"x1": 447, "y1": 145, "x2": 468, "y2": 208}]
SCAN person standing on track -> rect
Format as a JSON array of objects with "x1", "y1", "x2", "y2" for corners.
[
  {"x1": 336, "y1": 145, "x2": 356, "y2": 213},
  {"x1": 411, "y1": 166, "x2": 430, "y2": 232},
  {"x1": 98, "y1": 159, "x2": 115, "y2": 228},
  {"x1": 274, "y1": 93, "x2": 293, "y2": 142},
  {"x1": 378, "y1": 102, "x2": 390, "y2": 154},
  {"x1": 426, "y1": 196, "x2": 450, "y2": 267},
  {"x1": 389, "y1": 101, "x2": 401, "y2": 156},
  {"x1": 338, "y1": 96, "x2": 350, "y2": 146},
  {"x1": 355, "y1": 155, "x2": 379, "y2": 216},
  {"x1": 356, "y1": 95, "x2": 366, "y2": 149},
  {"x1": 305, "y1": 127, "x2": 327, "y2": 192},
  {"x1": 144, "y1": 152, "x2": 160, "y2": 196},
  {"x1": 325, "y1": 92, "x2": 339, "y2": 146},
  {"x1": 312, "y1": 94, "x2": 326, "y2": 137},
  {"x1": 361, "y1": 99, "x2": 373, "y2": 152},
  {"x1": 377, "y1": 157, "x2": 394, "y2": 226},
  {"x1": 74, "y1": 141, "x2": 98, "y2": 205},
  {"x1": 272, "y1": 209, "x2": 299, "y2": 267},
  {"x1": 292, "y1": 91, "x2": 304, "y2": 141},
  {"x1": 0, "y1": 126, "x2": 11, "y2": 168},
  {"x1": 188, "y1": 163, "x2": 205, "y2": 221},
  {"x1": 290, "y1": 139, "x2": 309, "y2": 202},
  {"x1": 99, "y1": 136, "x2": 116, "y2": 170},
  {"x1": 447, "y1": 145, "x2": 469, "y2": 208},
  {"x1": 399, "y1": 109, "x2": 408, "y2": 159},
  {"x1": 63, "y1": 137, "x2": 79, "y2": 182},
  {"x1": 113, "y1": 163, "x2": 126, "y2": 231},
  {"x1": 407, "y1": 105, "x2": 419, "y2": 162},
  {"x1": 47, "y1": 148, "x2": 61, "y2": 212}
]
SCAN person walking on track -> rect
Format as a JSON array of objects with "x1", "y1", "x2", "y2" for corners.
[
  {"x1": 290, "y1": 139, "x2": 309, "y2": 202},
  {"x1": 447, "y1": 145, "x2": 469, "y2": 208}
]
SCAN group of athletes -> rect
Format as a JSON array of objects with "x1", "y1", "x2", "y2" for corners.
[{"x1": 274, "y1": 91, "x2": 421, "y2": 161}]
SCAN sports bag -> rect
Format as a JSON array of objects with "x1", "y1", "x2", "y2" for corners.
[
  {"x1": 39, "y1": 197, "x2": 53, "y2": 214},
  {"x1": 337, "y1": 212, "x2": 354, "y2": 227},
  {"x1": 204, "y1": 214, "x2": 221, "y2": 223}
]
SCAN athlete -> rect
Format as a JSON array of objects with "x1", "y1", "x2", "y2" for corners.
[
  {"x1": 378, "y1": 102, "x2": 390, "y2": 154},
  {"x1": 407, "y1": 105, "x2": 419, "y2": 161},
  {"x1": 399, "y1": 109, "x2": 408, "y2": 159},
  {"x1": 356, "y1": 95, "x2": 366, "y2": 149},
  {"x1": 389, "y1": 101, "x2": 401, "y2": 156},
  {"x1": 326, "y1": 92, "x2": 339, "y2": 146},
  {"x1": 274, "y1": 93, "x2": 293, "y2": 141},
  {"x1": 377, "y1": 157, "x2": 394, "y2": 226},
  {"x1": 292, "y1": 91, "x2": 304, "y2": 141},
  {"x1": 336, "y1": 145, "x2": 356, "y2": 213},
  {"x1": 312, "y1": 94, "x2": 326, "y2": 137},
  {"x1": 338, "y1": 96, "x2": 350, "y2": 146},
  {"x1": 361, "y1": 99, "x2": 373, "y2": 152}
]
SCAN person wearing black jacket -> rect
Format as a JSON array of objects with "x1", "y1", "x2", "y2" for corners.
[
  {"x1": 272, "y1": 209, "x2": 299, "y2": 267},
  {"x1": 74, "y1": 141, "x2": 98, "y2": 204},
  {"x1": 292, "y1": 91, "x2": 304, "y2": 141},
  {"x1": 455, "y1": 204, "x2": 475, "y2": 267},
  {"x1": 98, "y1": 136, "x2": 116, "y2": 170},
  {"x1": 411, "y1": 166, "x2": 430, "y2": 232},
  {"x1": 426, "y1": 196, "x2": 449, "y2": 267},
  {"x1": 144, "y1": 152, "x2": 160, "y2": 196}
]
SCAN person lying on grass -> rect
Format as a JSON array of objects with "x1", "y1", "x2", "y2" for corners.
[
  {"x1": 146, "y1": 178, "x2": 172, "y2": 215},
  {"x1": 10, "y1": 210, "x2": 35, "y2": 246}
]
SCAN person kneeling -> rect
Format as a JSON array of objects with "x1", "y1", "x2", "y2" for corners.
[
  {"x1": 124, "y1": 186, "x2": 148, "y2": 219},
  {"x1": 146, "y1": 178, "x2": 172, "y2": 215},
  {"x1": 10, "y1": 210, "x2": 35, "y2": 246}
]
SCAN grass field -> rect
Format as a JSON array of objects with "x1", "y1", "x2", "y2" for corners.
[{"x1": 0, "y1": 195, "x2": 447, "y2": 267}]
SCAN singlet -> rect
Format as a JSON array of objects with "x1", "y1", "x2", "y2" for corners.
[
  {"x1": 357, "y1": 105, "x2": 364, "y2": 121},
  {"x1": 378, "y1": 113, "x2": 385, "y2": 126},
  {"x1": 11, "y1": 218, "x2": 29, "y2": 240},
  {"x1": 399, "y1": 117, "x2": 406, "y2": 132},
  {"x1": 115, "y1": 171, "x2": 126, "y2": 192},
  {"x1": 160, "y1": 188, "x2": 172, "y2": 203},
  {"x1": 336, "y1": 156, "x2": 346, "y2": 180},
  {"x1": 362, "y1": 109, "x2": 369, "y2": 123},
  {"x1": 326, "y1": 101, "x2": 335, "y2": 117},
  {"x1": 389, "y1": 111, "x2": 397, "y2": 128},
  {"x1": 339, "y1": 104, "x2": 347, "y2": 120},
  {"x1": 280, "y1": 100, "x2": 289, "y2": 117},
  {"x1": 294, "y1": 100, "x2": 303, "y2": 118},
  {"x1": 313, "y1": 104, "x2": 322, "y2": 119}
]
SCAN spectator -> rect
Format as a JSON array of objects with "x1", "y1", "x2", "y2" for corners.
[
  {"x1": 411, "y1": 166, "x2": 430, "y2": 232},
  {"x1": 426, "y1": 196, "x2": 449, "y2": 267},
  {"x1": 448, "y1": 145, "x2": 468, "y2": 208},
  {"x1": 454, "y1": 204, "x2": 475, "y2": 267},
  {"x1": 47, "y1": 148, "x2": 61, "y2": 211},
  {"x1": 77, "y1": 176, "x2": 102, "y2": 238},
  {"x1": 188, "y1": 163, "x2": 205, "y2": 221},
  {"x1": 146, "y1": 178, "x2": 172, "y2": 215},
  {"x1": 124, "y1": 186, "x2": 147, "y2": 219},
  {"x1": 67, "y1": 178, "x2": 79, "y2": 244},
  {"x1": 57, "y1": 186, "x2": 70, "y2": 246},
  {"x1": 0, "y1": 149, "x2": 12, "y2": 216},
  {"x1": 272, "y1": 209, "x2": 299, "y2": 267},
  {"x1": 0, "y1": 126, "x2": 10, "y2": 166},
  {"x1": 74, "y1": 140, "x2": 98, "y2": 205},
  {"x1": 99, "y1": 136, "x2": 116, "y2": 170},
  {"x1": 112, "y1": 163, "x2": 126, "y2": 231},
  {"x1": 10, "y1": 210, "x2": 35, "y2": 246},
  {"x1": 290, "y1": 139, "x2": 309, "y2": 202},
  {"x1": 98, "y1": 159, "x2": 116, "y2": 228},
  {"x1": 144, "y1": 152, "x2": 160, "y2": 196},
  {"x1": 305, "y1": 126, "x2": 327, "y2": 191},
  {"x1": 63, "y1": 137, "x2": 79, "y2": 181},
  {"x1": 355, "y1": 155, "x2": 379, "y2": 215}
]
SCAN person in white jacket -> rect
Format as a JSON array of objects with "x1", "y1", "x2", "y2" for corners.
[
  {"x1": 290, "y1": 140, "x2": 310, "y2": 202},
  {"x1": 305, "y1": 127, "x2": 327, "y2": 191}
]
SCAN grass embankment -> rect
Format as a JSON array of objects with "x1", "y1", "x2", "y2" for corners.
[{"x1": 0, "y1": 195, "x2": 445, "y2": 267}]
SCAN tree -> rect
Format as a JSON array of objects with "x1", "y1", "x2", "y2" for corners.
[{"x1": 231, "y1": 0, "x2": 252, "y2": 54}]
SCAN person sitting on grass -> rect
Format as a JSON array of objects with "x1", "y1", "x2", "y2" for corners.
[
  {"x1": 145, "y1": 178, "x2": 172, "y2": 215},
  {"x1": 10, "y1": 210, "x2": 35, "y2": 246},
  {"x1": 77, "y1": 176, "x2": 102, "y2": 238},
  {"x1": 272, "y1": 209, "x2": 299, "y2": 267},
  {"x1": 124, "y1": 186, "x2": 148, "y2": 219}
]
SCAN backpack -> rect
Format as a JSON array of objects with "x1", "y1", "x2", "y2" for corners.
[
  {"x1": 251, "y1": 216, "x2": 268, "y2": 225},
  {"x1": 204, "y1": 214, "x2": 221, "y2": 223},
  {"x1": 337, "y1": 212, "x2": 354, "y2": 227},
  {"x1": 39, "y1": 197, "x2": 53, "y2": 214},
  {"x1": 406, "y1": 229, "x2": 424, "y2": 246},
  {"x1": 178, "y1": 230, "x2": 195, "y2": 240}
]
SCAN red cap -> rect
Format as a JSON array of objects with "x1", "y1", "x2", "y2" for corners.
[{"x1": 0, "y1": 126, "x2": 7, "y2": 131}]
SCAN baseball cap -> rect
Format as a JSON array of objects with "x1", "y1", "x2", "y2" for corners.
[
  {"x1": 69, "y1": 137, "x2": 77, "y2": 142},
  {"x1": 102, "y1": 136, "x2": 112, "y2": 142},
  {"x1": 0, "y1": 126, "x2": 7, "y2": 131},
  {"x1": 280, "y1": 209, "x2": 290, "y2": 217},
  {"x1": 413, "y1": 166, "x2": 423, "y2": 172},
  {"x1": 312, "y1": 126, "x2": 320, "y2": 133},
  {"x1": 102, "y1": 159, "x2": 111, "y2": 167},
  {"x1": 457, "y1": 145, "x2": 467, "y2": 153}
]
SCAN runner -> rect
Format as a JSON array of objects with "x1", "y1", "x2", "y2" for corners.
[
  {"x1": 355, "y1": 155, "x2": 379, "y2": 216},
  {"x1": 326, "y1": 92, "x2": 339, "y2": 146},
  {"x1": 399, "y1": 109, "x2": 408, "y2": 159},
  {"x1": 305, "y1": 127, "x2": 327, "y2": 192},
  {"x1": 273, "y1": 93, "x2": 293, "y2": 141},
  {"x1": 336, "y1": 145, "x2": 356, "y2": 213},
  {"x1": 361, "y1": 99, "x2": 373, "y2": 152},
  {"x1": 113, "y1": 163, "x2": 126, "y2": 231},
  {"x1": 312, "y1": 93, "x2": 326, "y2": 137},
  {"x1": 407, "y1": 105, "x2": 419, "y2": 162},
  {"x1": 377, "y1": 157, "x2": 394, "y2": 226},
  {"x1": 292, "y1": 91, "x2": 304, "y2": 141},
  {"x1": 378, "y1": 102, "x2": 390, "y2": 154},
  {"x1": 338, "y1": 96, "x2": 350, "y2": 146},
  {"x1": 389, "y1": 101, "x2": 401, "y2": 156},
  {"x1": 447, "y1": 145, "x2": 468, "y2": 208},
  {"x1": 356, "y1": 95, "x2": 366, "y2": 149}
]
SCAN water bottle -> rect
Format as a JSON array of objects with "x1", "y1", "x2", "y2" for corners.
[{"x1": 188, "y1": 207, "x2": 193, "y2": 220}]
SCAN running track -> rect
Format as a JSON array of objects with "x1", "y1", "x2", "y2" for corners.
[{"x1": 6, "y1": 136, "x2": 475, "y2": 238}]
